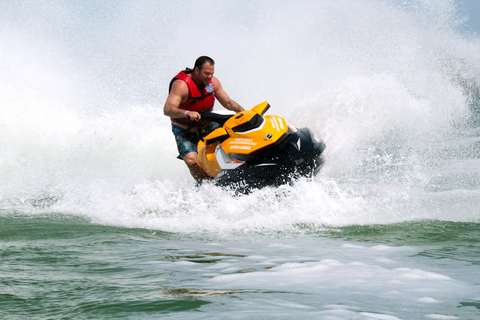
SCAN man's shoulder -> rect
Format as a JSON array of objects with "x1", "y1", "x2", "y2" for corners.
[
  {"x1": 170, "y1": 77, "x2": 190, "y2": 95},
  {"x1": 212, "y1": 76, "x2": 222, "y2": 89}
]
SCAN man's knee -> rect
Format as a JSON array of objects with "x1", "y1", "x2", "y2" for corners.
[{"x1": 183, "y1": 152, "x2": 198, "y2": 167}]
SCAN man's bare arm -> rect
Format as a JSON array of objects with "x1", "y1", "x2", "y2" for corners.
[
  {"x1": 164, "y1": 80, "x2": 189, "y2": 118},
  {"x1": 163, "y1": 80, "x2": 201, "y2": 121},
  {"x1": 212, "y1": 77, "x2": 244, "y2": 113}
]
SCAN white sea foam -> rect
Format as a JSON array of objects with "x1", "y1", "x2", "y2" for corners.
[{"x1": 1, "y1": 0, "x2": 479, "y2": 232}]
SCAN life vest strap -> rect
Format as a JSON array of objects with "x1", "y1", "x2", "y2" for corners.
[{"x1": 182, "y1": 93, "x2": 214, "y2": 109}]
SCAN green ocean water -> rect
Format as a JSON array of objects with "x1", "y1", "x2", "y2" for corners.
[{"x1": 1, "y1": 214, "x2": 479, "y2": 319}]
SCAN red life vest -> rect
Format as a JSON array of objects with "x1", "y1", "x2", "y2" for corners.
[{"x1": 169, "y1": 68, "x2": 215, "y2": 128}]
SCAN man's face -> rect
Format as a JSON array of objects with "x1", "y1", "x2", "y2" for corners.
[{"x1": 195, "y1": 63, "x2": 214, "y2": 86}]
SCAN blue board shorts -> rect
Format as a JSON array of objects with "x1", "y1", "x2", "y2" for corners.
[{"x1": 172, "y1": 122, "x2": 220, "y2": 159}]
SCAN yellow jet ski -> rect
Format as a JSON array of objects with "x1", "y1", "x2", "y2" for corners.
[{"x1": 197, "y1": 102, "x2": 326, "y2": 192}]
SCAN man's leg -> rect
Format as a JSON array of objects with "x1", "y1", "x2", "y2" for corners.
[{"x1": 183, "y1": 151, "x2": 212, "y2": 184}]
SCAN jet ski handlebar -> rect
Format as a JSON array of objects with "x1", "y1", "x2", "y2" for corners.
[{"x1": 186, "y1": 111, "x2": 235, "y2": 126}]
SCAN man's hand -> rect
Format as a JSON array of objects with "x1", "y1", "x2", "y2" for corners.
[{"x1": 185, "y1": 111, "x2": 201, "y2": 121}]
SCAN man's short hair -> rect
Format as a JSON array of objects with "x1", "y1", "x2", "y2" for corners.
[{"x1": 194, "y1": 56, "x2": 215, "y2": 71}]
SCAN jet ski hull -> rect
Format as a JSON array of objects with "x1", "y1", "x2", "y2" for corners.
[{"x1": 213, "y1": 127, "x2": 325, "y2": 191}]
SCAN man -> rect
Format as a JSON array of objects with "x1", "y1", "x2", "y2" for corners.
[{"x1": 164, "y1": 56, "x2": 244, "y2": 183}]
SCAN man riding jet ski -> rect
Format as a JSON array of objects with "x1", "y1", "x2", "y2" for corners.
[
  {"x1": 164, "y1": 56, "x2": 244, "y2": 184},
  {"x1": 196, "y1": 101, "x2": 326, "y2": 192}
]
